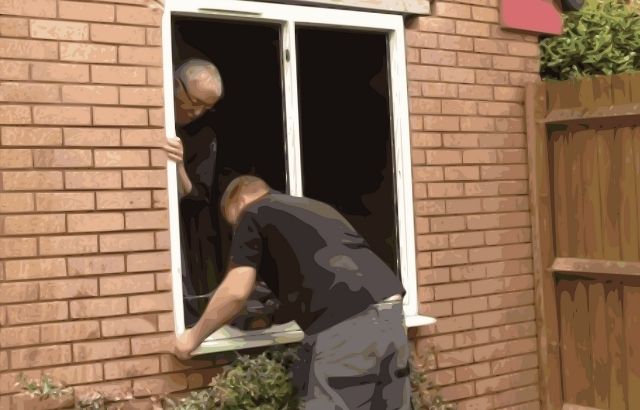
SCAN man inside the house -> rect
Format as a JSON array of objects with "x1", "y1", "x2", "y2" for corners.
[
  {"x1": 174, "y1": 175, "x2": 412, "y2": 410},
  {"x1": 165, "y1": 59, "x2": 276, "y2": 329}
]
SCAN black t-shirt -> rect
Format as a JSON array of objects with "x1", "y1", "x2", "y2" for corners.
[{"x1": 229, "y1": 191, "x2": 406, "y2": 334}]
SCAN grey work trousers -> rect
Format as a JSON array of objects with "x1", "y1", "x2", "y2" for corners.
[{"x1": 290, "y1": 300, "x2": 412, "y2": 410}]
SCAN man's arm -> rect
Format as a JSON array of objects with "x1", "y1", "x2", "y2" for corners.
[
  {"x1": 174, "y1": 265, "x2": 257, "y2": 359},
  {"x1": 163, "y1": 137, "x2": 193, "y2": 198}
]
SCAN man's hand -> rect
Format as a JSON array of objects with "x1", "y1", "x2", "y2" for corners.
[
  {"x1": 163, "y1": 137, "x2": 184, "y2": 164},
  {"x1": 173, "y1": 329, "x2": 197, "y2": 360}
]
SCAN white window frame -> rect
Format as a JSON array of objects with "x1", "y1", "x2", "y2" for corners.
[{"x1": 163, "y1": 0, "x2": 435, "y2": 355}]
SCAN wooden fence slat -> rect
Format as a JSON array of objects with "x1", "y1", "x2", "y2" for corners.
[
  {"x1": 597, "y1": 129, "x2": 621, "y2": 260},
  {"x1": 632, "y1": 128, "x2": 640, "y2": 259},
  {"x1": 568, "y1": 132, "x2": 586, "y2": 257},
  {"x1": 580, "y1": 130, "x2": 604, "y2": 259},
  {"x1": 559, "y1": 279, "x2": 595, "y2": 405},
  {"x1": 588, "y1": 282, "x2": 610, "y2": 408},
  {"x1": 551, "y1": 257, "x2": 640, "y2": 277},
  {"x1": 624, "y1": 285, "x2": 640, "y2": 409},
  {"x1": 554, "y1": 132, "x2": 571, "y2": 257},
  {"x1": 617, "y1": 128, "x2": 640, "y2": 261},
  {"x1": 606, "y1": 281, "x2": 627, "y2": 410}
]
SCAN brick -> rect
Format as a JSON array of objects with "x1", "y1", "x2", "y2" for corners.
[
  {"x1": 407, "y1": 64, "x2": 439, "y2": 81},
  {"x1": 101, "y1": 314, "x2": 157, "y2": 337},
  {"x1": 4, "y1": 257, "x2": 66, "y2": 280},
  {"x1": 155, "y1": 231, "x2": 169, "y2": 249},
  {"x1": 36, "y1": 192, "x2": 94, "y2": 212},
  {"x1": 457, "y1": 52, "x2": 492, "y2": 68},
  {"x1": 413, "y1": 166, "x2": 443, "y2": 182},
  {"x1": 493, "y1": 55, "x2": 526, "y2": 71},
  {"x1": 430, "y1": 215, "x2": 465, "y2": 232},
  {"x1": 131, "y1": 333, "x2": 174, "y2": 355},
  {"x1": 118, "y1": 45, "x2": 162, "y2": 66},
  {"x1": 481, "y1": 164, "x2": 527, "y2": 180},
  {"x1": 476, "y1": 369, "x2": 538, "y2": 394},
  {"x1": 59, "y1": 42, "x2": 116, "y2": 63},
  {"x1": 0, "y1": 149, "x2": 32, "y2": 168},
  {"x1": 497, "y1": 148, "x2": 527, "y2": 163},
  {"x1": 508, "y1": 41, "x2": 539, "y2": 57},
  {"x1": 94, "y1": 106, "x2": 147, "y2": 126},
  {"x1": 0, "y1": 59, "x2": 29, "y2": 80},
  {"x1": 478, "y1": 102, "x2": 523, "y2": 117},
  {"x1": 116, "y1": 4, "x2": 162, "y2": 25},
  {"x1": 67, "y1": 212, "x2": 124, "y2": 233},
  {"x1": 461, "y1": 116, "x2": 495, "y2": 132},
  {"x1": 0, "y1": 193, "x2": 33, "y2": 214},
  {"x1": 100, "y1": 273, "x2": 155, "y2": 295},
  {"x1": 410, "y1": 97, "x2": 441, "y2": 114},
  {"x1": 437, "y1": 349, "x2": 473, "y2": 368},
  {"x1": 68, "y1": 254, "x2": 125, "y2": 276},
  {"x1": 94, "y1": 149, "x2": 149, "y2": 168},
  {"x1": 74, "y1": 338, "x2": 130, "y2": 362},
  {"x1": 91, "y1": 23, "x2": 145, "y2": 45},
  {"x1": 480, "y1": 133, "x2": 525, "y2": 148},
  {"x1": 456, "y1": 20, "x2": 490, "y2": 37},
  {"x1": 61, "y1": 85, "x2": 118, "y2": 105},
  {"x1": 490, "y1": 321, "x2": 537, "y2": 342},
  {"x1": 0, "y1": 325, "x2": 40, "y2": 347},
  {"x1": 153, "y1": 190, "x2": 167, "y2": 208},
  {"x1": 40, "y1": 234, "x2": 98, "y2": 256},
  {"x1": 472, "y1": 6, "x2": 499, "y2": 22},
  {"x1": 458, "y1": 84, "x2": 493, "y2": 101},
  {"x1": 405, "y1": 31, "x2": 438, "y2": 49},
  {"x1": 156, "y1": 272, "x2": 171, "y2": 290},
  {"x1": 33, "y1": 106, "x2": 91, "y2": 125},
  {"x1": 100, "y1": 232, "x2": 154, "y2": 252},
  {"x1": 127, "y1": 251, "x2": 170, "y2": 272},
  {"x1": 3, "y1": 214, "x2": 65, "y2": 235},
  {"x1": 488, "y1": 290, "x2": 534, "y2": 310},
  {"x1": 0, "y1": 282, "x2": 38, "y2": 303},
  {"x1": 104, "y1": 357, "x2": 160, "y2": 380},
  {"x1": 438, "y1": 35, "x2": 473, "y2": 51},
  {"x1": 482, "y1": 196, "x2": 528, "y2": 213},
  {"x1": 496, "y1": 117, "x2": 525, "y2": 133},
  {"x1": 49, "y1": 363, "x2": 103, "y2": 385},
  {"x1": 11, "y1": 345, "x2": 71, "y2": 369},
  {"x1": 417, "y1": 234, "x2": 449, "y2": 251},
  {"x1": 39, "y1": 278, "x2": 98, "y2": 300},
  {"x1": 0, "y1": 105, "x2": 31, "y2": 124},
  {"x1": 427, "y1": 182, "x2": 464, "y2": 198},
  {"x1": 455, "y1": 328, "x2": 491, "y2": 348},
  {"x1": 421, "y1": 82, "x2": 458, "y2": 98},
  {"x1": 150, "y1": 107, "x2": 163, "y2": 127},
  {"x1": 0, "y1": 38, "x2": 57, "y2": 60},
  {"x1": 423, "y1": 116, "x2": 459, "y2": 132},
  {"x1": 418, "y1": 268, "x2": 450, "y2": 286},
  {"x1": 30, "y1": 19, "x2": 88, "y2": 40},
  {"x1": 473, "y1": 336, "x2": 537, "y2": 361},
  {"x1": 420, "y1": 50, "x2": 456, "y2": 66},
  {"x1": 485, "y1": 228, "x2": 530, "y2": 246},
  {"x1": 469, "y1": 243, "x2": 531, "y2": 263},
  {"x1": 96, "y1": 191, "x2": 151, "y2": 210},
  {"x1": 123, "y1": 170, "x2": 166, "y2": 188},
  {"x1": 150, "y1": 149, "x2": 166, "y2": 166},
  {"x1": 412, "y1": 132, "x2": 443, "y2": 148},
  {"x1": 0, "y1": 0, "x2": 56, "y2": 17},
  {"x1": 435, "y1": 282, "x2": 470, "y2": 300},
  {"x1": 463, "y1": 149, "x2": 498, "y2": 164},
  {"x1": 124, "y1": 210, "x2": 167, "y2": 230},
  {"x1": 415, "y1": 201, "x2": 445, "y2": 219},
  {"x1": 456, "y1": 363, "x2": 491, "y2": 382},
  {"x1": 133, "y1": 373, "x2": 187, "y2": 396},
  {"x1": 444, "y1": 166, "x2": 479, "y2": 181},
  {"x1": 120, "y1": 87, "x2": 163, "y2": 106},
  {"x1": 72, "y1": 380, "x2": 132, "y2": 402},
  {"x1": 446, "y1": 198, "x2": 482, "y2": 214},
  {"x1": 65, "y1": 170, "x2": 121, "y2": 189},
  {"x1": 33, "y1": 149, "x2": 92, "y2": 167},
  {"x1": 64, "y1": 127, "x2": 120, "y2": 146},
  {"x1": 158, "y1": 313, "x2": 174, "y2": 331},
  {"x1": 474, "y1": 305, "x2": 534, "y2": 328},
  {"x1": 59, "y1": 0, "x2": 114, "y2": 22},
  {"x1": 467, "y1": 212, "x2": 530, "y2": 230},
  {"x1": 31, "y1": 62, "x2": 89, "y2": 83},
  {"x1": 0, "y1": 82, "x2": 60, "y2": 103},
  {"x1": 0, "y1": 237, "x2": 36, "y2": 257},
  {"x1": 442, "y1": 100, "x2": 477, "y2": 115},
  {"x1": 40, "y1": 320, "x2": 100, "y2": 343},
  {"x1": 147, "y1": 67, "x2": 163, "y2": 85},
  {"x1": 418, "y1": 16, "x2": 455, "y2": 33},
  {"x1": 7, "y1": 301, "x2": 68, "y2": 325},
  {"x1": 439, "y1": 382, "x2": 475, "y2": 402},
  {"x1": 92, "y1": 65, "x2": 146, "y2": 85},
  {"x1": 70, "y1": 297, "x2": 127, "y2": 318},
  {"x1": 493, "y1": 385, "x2": 539, "y2": 408},
  {"x1": 434, "y1": 2, "x2": 471, "y2": 18},
  {"x1": 453, "y1": 296, "x2": 488, "y2": 315},
  {"x1": 147, "y1": 27, "x2": 161, "y2": 45},
  {"x1": 426, "y1": 150, "x2": 462, "y2": 165},
  {"x1": 476, "y1": 70, "x2": 510, "y2": 85},
  {"x1": 491, "y1": 353, "x2": 538, "y2": 376},
  {"x1": 120, "y1": 129, "x2": 162, "y2": 148}
]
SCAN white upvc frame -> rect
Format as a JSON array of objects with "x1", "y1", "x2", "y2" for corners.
[{"x1": 163, "y1": 0, "x2": 434, "y2": 355}]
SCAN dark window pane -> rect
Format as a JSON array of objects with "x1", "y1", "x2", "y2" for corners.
[{"x1": 296, "y1": 27, "x2": 399, "y2": 275}]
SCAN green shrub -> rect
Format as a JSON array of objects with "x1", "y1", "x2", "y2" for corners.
[{"x1": 540, "y1": 0, "x2": 640, "y2": 80}]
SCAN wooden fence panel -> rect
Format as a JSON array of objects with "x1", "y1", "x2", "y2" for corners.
[
  {"x1": 624, "y1": 285, "x2": 640, "y2": 409},
  {"x1": 587, "y1": 282, "x2": 609, "y2": 408}
]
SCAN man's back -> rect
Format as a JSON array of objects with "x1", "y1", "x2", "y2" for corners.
[{"x1": 229, "y1": 191, "x2": 405, "y2": 334}]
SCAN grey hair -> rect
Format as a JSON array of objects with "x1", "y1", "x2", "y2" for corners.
[{"x1": 175, "y1": 59, "x2": 224, "y2": 99}]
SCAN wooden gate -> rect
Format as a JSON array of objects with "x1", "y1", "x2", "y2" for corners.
[{"x1": 526, "y1": 74, "x2": 640, "y2": 410}]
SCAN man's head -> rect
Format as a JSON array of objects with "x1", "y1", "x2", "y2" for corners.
[
  {"x1": 174, "y1": 59, "x2": 223, "y2": 126},
  {"x1": 221, "y1": 175, "x2": 270, "y2": 226}
]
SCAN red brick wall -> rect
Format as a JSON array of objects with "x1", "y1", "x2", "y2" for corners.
[
  {"x1": 0, "y1": 0, "x2": 541, "y2": 408},
  {"x1": 406, "y1": 1, "x2": 540, "y2": 409}
]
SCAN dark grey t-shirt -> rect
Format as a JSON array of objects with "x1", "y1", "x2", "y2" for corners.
[{"x1": 229, "y1": 191, "x2": 406, "y2": 334}]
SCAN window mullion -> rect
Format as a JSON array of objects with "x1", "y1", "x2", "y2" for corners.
[{"x1": 282, "y1": 20, "x2": 304, "y2": 197}]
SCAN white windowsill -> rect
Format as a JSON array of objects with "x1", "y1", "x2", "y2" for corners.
[{"x1": 191, "y1": 315, "x2": 437, "y2": 355}]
